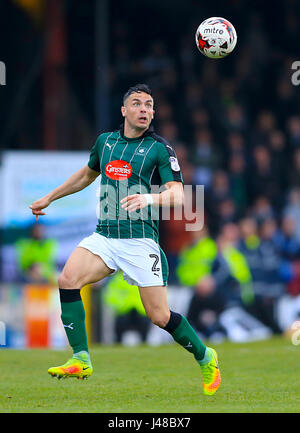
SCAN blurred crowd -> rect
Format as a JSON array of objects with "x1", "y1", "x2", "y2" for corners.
[
  {"x1": 107, "y1": 1, "x2": 300, "y2": 339},
  {"x1": 2, "y1": 0, "x2": 300, "y2": 341}
]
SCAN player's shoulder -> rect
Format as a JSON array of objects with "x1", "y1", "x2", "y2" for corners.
[
  {"x1": 149, "y1": 132, "x2": 176, "y2": 156},
  {"x1": 90, "y1": 131, "x2": 119, "y2": 151},
  {"x1": 95, "y1": 130, "x2": 119, "y2": 144}
]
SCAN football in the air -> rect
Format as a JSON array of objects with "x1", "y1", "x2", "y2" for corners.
[{"x1": 195, "y1": 17, "x2": 237, "y2": 59}]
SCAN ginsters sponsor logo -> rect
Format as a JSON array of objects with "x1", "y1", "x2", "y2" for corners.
[{"x1": 105, "y1": 160, "x2": 133, "y2": 180}]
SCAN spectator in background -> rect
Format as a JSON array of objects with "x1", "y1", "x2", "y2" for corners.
[
  {"x1": 113, "y1": 44, "x2": 132, "y2": 87},
  {"x1": 217, "y1": 198, "x2": 238, "y2": 226},
  {"x1": 287, "y1": 115, "x2": 300, "y2": 148},
  {"x1": 209, "y1": 171, "x2": 231, "y2": 204},
  {"x1": 158, "y1": 120, "x2": 180, "y2": 145},
  {"x1": 228, "y1": 153, "x2": 248, "y2": 214},
  {"x1": 244, "y1": 218, "x2": 284, "y2": 333},
  {"x1": 176, "y1": 226, "x2": 217, "y2": 288},
  {"x1": 253, "y1": 110, "x2": 277, "y2": 146},
  {"x1": 15, "y1": 224, "x2": 58, "y2": 284},
  {"x1": 239, "y1": 217, "x2": 261, "y2": 273},
  {"x1": 268, "y1": 129, "x2": 288, "y2": 191},
  {"x1": 273, "y1": 216, "x2": 300, "y2": 305},
  {"x1": 193, "y1": 129, "x2": 220, "y2": 188},
  {"x1": 179, "y1": 34, "x2": 196, "y2": 79},
  {"x1": 224, "y1": 104, "x2": 247, "y2": 134},
  {"x1": 141, "y1": 41, "x2": 173, "y2": 76},
  {"x1": 218, "y1": 79, "x2": 237, "y2": 108},
  {"x1": 274, "y1": 216, "x2": 300, "y2": 261},
  {"x1": 186, "y1": 274, "x2": 227, "y2": 343},
  {"x1": 176, "y1": 226, "x2": 225, "y2": 342},
  {"x1": 159, "y1": 67, "x2": 178, "y2": 96},
  {"x1": 288, "y1": 148, "x2": 300, "y2": 189},
  {"x1": 227, "y1": 131, "x2": 246, "y2": 157},
  {"x1": 249, "y1": 145, "x2": 281, "y2": 207},
  {"x1": 206, "y1": 171, "x2": 232, "y2": 233},
  {"x1": 185, "y1": 82, "x2": 203, "y2": 111},
  {"x1": 251, "y1": 196, "x2": 275, "y2": 225},
  {"x1": 103, "y1": 272, "x2": 150, "y2": 345},
  {"x1": 216, "y1": 223, "x2": 254, "y2": 306},
  {"x1": 284, "y1": 188, "x2": 300, "y2": 243},
  {"x1": 276, "y1": 78, "x2": 296, "y2": 120},
  {"x1": 154, "y1": 100, "x2": 173, "y2": 125},
  {"x1": 191, "y1": 108, "x2": 210, "y2": 130},
  {"x1": 194, "y1": 129, "x2": 219, "y2": 167},
  {"x1": 185, "y1": 222, "x2": 270, "y2": 343}
]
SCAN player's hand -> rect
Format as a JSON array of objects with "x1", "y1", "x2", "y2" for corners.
[
  {"x1": 120, "y1": 194, "x2": 149, "y2": 212},
  {"x1": 29, "y1": 197, "x2": 51, "y2": 221}
]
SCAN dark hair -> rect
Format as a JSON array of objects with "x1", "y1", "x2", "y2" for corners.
[{"x1": 123, "y1": 83, "x2": 152, "y2": 104}]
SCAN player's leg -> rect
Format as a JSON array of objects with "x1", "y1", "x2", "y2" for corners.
[
  {"x1": 49, "y1": 246, "x2": 114, "y2": 379},
  {"x1": 112, "y1": 238, "x2": 221, "y2": 394},
  {"x1": 58, "y1": 245, "x2": 114, "y2": 352},
  {"x1": 138, "y1": 285, "x2": 221, "y2": 395},
  {"x1": 138, "y1": 285, "x2": 207, "y2": 357}
]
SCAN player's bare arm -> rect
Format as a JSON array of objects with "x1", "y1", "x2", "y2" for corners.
[
  {"x1": 29, "y1": 164, "x2": 99, "y2": 219},
  {"x1": 120, "y1": 181, "x2": 184, "y2": 212}
]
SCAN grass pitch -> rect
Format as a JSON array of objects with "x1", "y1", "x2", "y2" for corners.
[{"x1": 0, "y1": 337, "x2": 299, "y2": 413}]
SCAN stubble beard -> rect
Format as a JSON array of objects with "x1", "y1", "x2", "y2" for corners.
[{"x1": 126, "y1": 118, "x2": 150, "y2": 135}]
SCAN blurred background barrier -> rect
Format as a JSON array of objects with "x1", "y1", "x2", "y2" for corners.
[
  {"x1": 1, "y1": 0, "x2": 300, "y2": 346},
  {"x1": 2, "y1": 281, "x2": 300, "y2": 348},
  {"x1": 0, "y1": 283, "x2": 92, "y2": 348},
  {"x1": 0, "y1": 283, "x2": 65, "y2": 348},
  {"x1": 0, "y1": 151, "x2": 98, "y2": 283}
]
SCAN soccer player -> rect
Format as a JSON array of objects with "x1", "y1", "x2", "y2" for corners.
[{"x1": 30, "y1": 84, "x2": 221, "y2": 395}]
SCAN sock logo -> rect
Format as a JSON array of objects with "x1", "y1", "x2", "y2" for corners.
[
  {"x1": 63, "y1": 322, "x2": 74, "y2": 330},
  {"x1": 184, "y1": 342, "x2": 193, "y2": 349}
]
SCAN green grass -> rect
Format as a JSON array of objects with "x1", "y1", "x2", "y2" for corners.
[{"x1": 0, "y1": 337, "x2": 299, "y2": 413}]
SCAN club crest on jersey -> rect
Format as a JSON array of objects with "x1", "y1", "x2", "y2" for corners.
[
  {"x1": 105, "y1": 160, "x2": 133, "y2": 180},
  {"x1": 135, "y1": 147, "x2": 147, "y2": 155},
  {"x1": 169, "y1": 156, "x2": 180, "y2": 172}
]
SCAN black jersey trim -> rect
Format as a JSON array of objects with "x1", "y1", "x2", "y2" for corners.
[
  {"x1": 88, "y1": 161, "x2": 101, "y2": 172},
  {"x1": 119, "y1": 123, "x2": 155, "y2": 140},
  {"x1": 150, "y1": 133, "x2": 183, "y2": 183}
]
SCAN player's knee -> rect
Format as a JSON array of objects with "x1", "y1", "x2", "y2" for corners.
[
  {"x1": 149, "y1": 310, "x2": 170, "y2": 329},
  {"x1": 58, "y1": 272, "x2": 82, "y2": 289}
]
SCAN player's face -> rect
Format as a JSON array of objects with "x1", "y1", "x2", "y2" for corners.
[{"x1": 121, "y1": 92, "x2": 154, "y2": 130}]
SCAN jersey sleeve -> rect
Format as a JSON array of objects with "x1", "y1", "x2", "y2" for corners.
[
  {"x1": 88, "y1": 136, "x2": 101, "y2": 172},
  {"x1": 157, "y1": 141, "x2": 184, "y2": 185}
]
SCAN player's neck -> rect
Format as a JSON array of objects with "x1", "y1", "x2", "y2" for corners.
[{"x1": 123, "y1": 122, "x2": 148, "y2": 139}]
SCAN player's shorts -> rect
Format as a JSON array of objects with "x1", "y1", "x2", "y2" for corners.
[{"x1": 78, "y1": 232, "x2": 169, "y2": 287}]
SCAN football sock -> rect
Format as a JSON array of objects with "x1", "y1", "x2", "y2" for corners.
[
  {"x1": 164, "y1": 311, "x2": 207, "y2": 361},
  {"x1": 59, "y1": 288, "x2": 89, "y2": 355}
]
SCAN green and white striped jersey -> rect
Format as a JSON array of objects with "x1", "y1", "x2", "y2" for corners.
[{"x1": 88, "y1": 125, "x2": 183, "y2": 243}]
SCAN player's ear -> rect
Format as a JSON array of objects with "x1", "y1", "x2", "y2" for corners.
[
  {"x1": 121, "y1": 105, "x2": 126, "y2": 118},
  {"x1": 151, "y1": 109, "x2": 155, "y2": 119}
]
